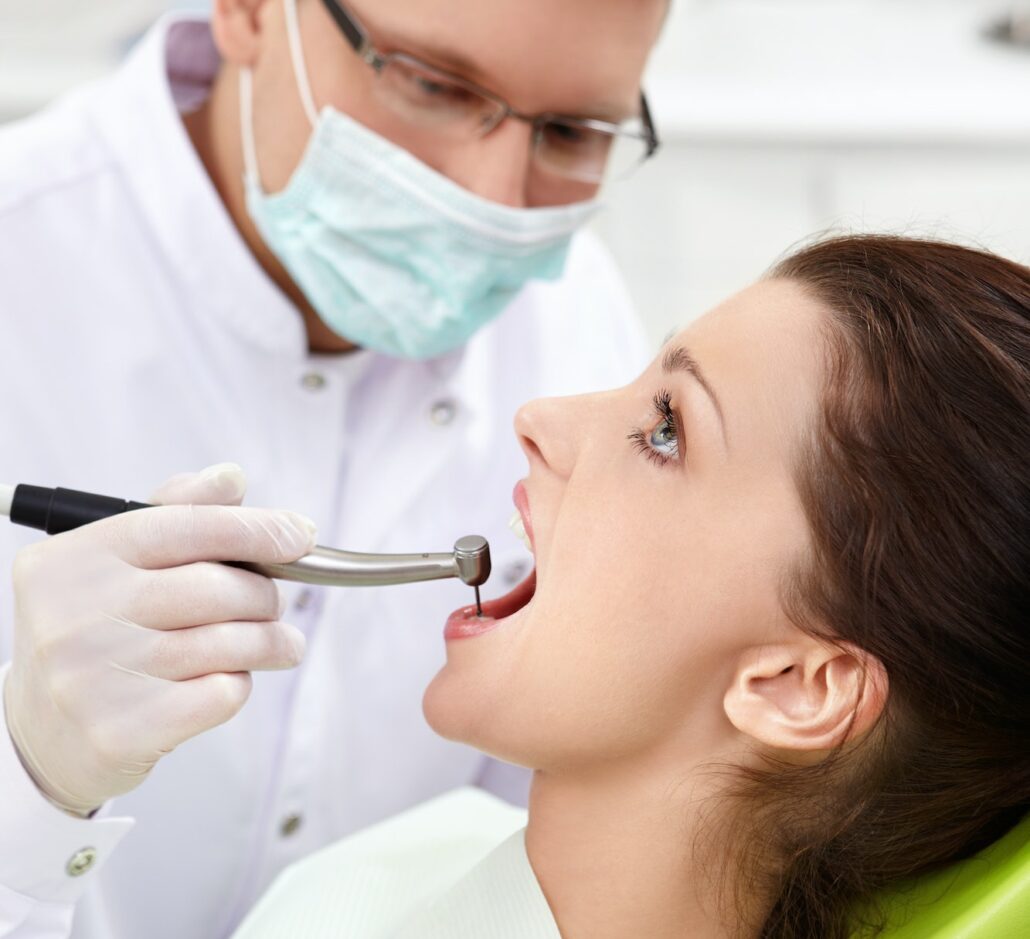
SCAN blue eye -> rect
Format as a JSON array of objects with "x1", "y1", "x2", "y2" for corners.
[
  {"x1": 628, "y1": 390, "x2": 681, "y2": 467},
  {"x1": 648, "y1": 418, "x2": 679, "y2": 458}
]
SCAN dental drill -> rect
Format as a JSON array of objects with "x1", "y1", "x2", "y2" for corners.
[{"x1": 0, "y1": 483, "x2": 491, "y2": 614}]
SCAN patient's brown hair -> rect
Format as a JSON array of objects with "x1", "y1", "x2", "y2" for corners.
[{"x1": 742, "y1": 236, "x2": 1029, "y2": 938}]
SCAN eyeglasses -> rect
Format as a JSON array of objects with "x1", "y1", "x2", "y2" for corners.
[{"x1": 319, "y1": 0, "x2": 661, "y2": 187}]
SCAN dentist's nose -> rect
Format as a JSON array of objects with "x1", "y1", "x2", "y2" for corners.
[
  {"x1": 443, "y1": 118, "x2": 535, "y2": 208},
  {"x1": 515, "y1": 394, "x2": 597, "y2": 480}
]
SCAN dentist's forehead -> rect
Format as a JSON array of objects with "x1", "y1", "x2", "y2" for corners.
[{"x1": 346, "y1": 0, "x2": 666, "y2": 116}]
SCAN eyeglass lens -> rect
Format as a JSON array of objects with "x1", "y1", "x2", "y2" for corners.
[{"x1": 371, "y1": 55, "x2": 649, "y2": 185}]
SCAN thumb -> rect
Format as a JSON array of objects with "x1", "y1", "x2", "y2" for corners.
[{"x1": 151, "y1": 463, "x2": 248, "y2": 507}]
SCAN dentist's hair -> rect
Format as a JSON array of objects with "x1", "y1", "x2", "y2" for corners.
[{"x1": 740, "y1": 236, "x2": 1030, "y2": 938}]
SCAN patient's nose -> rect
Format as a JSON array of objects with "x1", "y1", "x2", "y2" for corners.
[{"x1": 515, "y1": 394, "x2": 595, "y2": 479}]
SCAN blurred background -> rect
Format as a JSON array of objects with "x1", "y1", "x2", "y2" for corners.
[{"x1": 2, "y1": 0, "x2": 1028, "y2": 345}]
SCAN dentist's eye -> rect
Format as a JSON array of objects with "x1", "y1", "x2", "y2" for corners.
[{"x1": 628, "y1": 390, "x2": 681, "y2": 467}]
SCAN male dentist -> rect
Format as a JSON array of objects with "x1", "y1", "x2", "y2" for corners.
[{"x1": 0, "y1": 1, "x2": 666, "y2": 936}]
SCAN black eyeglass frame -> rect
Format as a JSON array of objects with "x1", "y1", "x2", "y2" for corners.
[{"x1": 318, "y1": 0, "x2": 662, "y2": 171}]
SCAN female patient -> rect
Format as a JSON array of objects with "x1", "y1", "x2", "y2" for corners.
[{"x1": 234, "y1": 235, "x2": 1029, "y2": 939}]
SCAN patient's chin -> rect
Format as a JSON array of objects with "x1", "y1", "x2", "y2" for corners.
[
  {"x1": 422, "y1": 665, "x2": 480, "y2": 744},
  {"x1": 422, "y1": 666, "x2": 521, "y2": 762}
]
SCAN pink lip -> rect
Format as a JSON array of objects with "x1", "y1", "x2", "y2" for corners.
[{"x1": 443, "y1": 480, "x2": 537, "y2": 641}]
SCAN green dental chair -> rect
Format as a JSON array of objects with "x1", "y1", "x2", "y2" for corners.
[{"x1": 852, "y1": 813, "x2": 1030, "y2": 937}]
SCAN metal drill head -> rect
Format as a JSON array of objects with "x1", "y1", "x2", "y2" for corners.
[{"x1": 453, "y1": 535, "x2": 491, "y2": 587}]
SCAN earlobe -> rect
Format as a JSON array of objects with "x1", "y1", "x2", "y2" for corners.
[
  {"x1": 723, "y1": 642, "x2": 888, "y2": 755},
  {"x1": 211, "y1": 0, "x2": 269, "y2": 67}
]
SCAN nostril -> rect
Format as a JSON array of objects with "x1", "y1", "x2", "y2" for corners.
[{"x1": 519, "y1": 433, "x2": 545, "y2": 465}]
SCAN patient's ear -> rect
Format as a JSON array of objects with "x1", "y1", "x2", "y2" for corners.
[
  {"x1": 723, "y1": 640, "x2": 888, "y2": 753},
  {"x1": 211, "y1": 0, "x2": 271, "y2": 66}
]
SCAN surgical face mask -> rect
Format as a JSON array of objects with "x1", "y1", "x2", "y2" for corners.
[{"x1": 239, "y1": 0, "x2": 600, "y2": 360}]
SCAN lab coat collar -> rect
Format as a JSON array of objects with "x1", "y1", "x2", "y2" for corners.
[
  {"x1": 90, "y1": 16, "x2": 309, "y2": 358},
  {"x1": 394, "y1": 830, "x2": 562, "y2": 938}
]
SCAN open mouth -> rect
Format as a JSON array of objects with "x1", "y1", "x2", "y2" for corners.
[
  {"x1": 444, "y1": 568, "x2": 536, "y2": 639},
  {"x1": 444, "y1": 482, "x2": 537, "y2": 640}
]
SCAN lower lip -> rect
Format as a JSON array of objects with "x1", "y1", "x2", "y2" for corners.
[{"x1": 444, "y1": 568, "x2": 536, "y2": 640}]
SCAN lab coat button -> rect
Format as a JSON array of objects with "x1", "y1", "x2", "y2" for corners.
[
  {"x1": 280, "y1": 813, "x2": 303, "y2": 837},
  {"x1": 66, "y1": 847, "x2": 98, "y2": 877},
  {"x1": 429, "y1": 399, "x2": 458, "y2": 426},
  {"x1": 301, "y1": 372, "x2": 327, "y2": 392},
  {"x1": 294, "y1": 588, "x2": 315, "y2": 611}
]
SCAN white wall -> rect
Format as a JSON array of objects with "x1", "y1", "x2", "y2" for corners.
[
  {"x1": 594, "y1": 0, "x2": 1030, "y2": 345},
  {"x1": 0, "y1": 0, "x2": 167, "y2": 116}
]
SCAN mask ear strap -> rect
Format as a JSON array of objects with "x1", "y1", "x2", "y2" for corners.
[
  {"x1": 236, "y1": 67, "x2": 261, "y2": 188},
  {"x1": 284, "y1": 0, "x2": 320, "y2": 127},
  {"x1": 239, "y1": 67, "x2": 262, "y2": 189}
]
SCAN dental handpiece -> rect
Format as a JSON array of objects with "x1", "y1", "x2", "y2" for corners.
[{"x1": 0, "y1": 484, "x2": 491, "y2": 611}]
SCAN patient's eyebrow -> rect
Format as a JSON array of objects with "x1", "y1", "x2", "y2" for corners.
[{"x1": 662, "y1": 345, "x2": 727, "y2": 445}]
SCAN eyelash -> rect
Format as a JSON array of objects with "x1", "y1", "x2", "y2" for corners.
[{"x1": 627, "y1": 389, "x2": 681, "y2": 467}]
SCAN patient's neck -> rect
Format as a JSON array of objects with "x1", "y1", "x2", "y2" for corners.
[{"x1": 525, "y1": 756, "x2": 762, "y2": 939}]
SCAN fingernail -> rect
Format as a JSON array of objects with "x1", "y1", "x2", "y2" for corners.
[
  {"x1": 202, "y1": 463, "x2": 247, "y2": 501},
  {"x1": 283, "y1": 512, "x2": 318, "y2": 548}
]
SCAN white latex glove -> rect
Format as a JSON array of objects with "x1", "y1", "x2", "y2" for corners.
[{"x1": 3, "y1": 464, "x2": 316, "y2": 817}]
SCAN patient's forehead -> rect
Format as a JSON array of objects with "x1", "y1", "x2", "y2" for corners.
[{"x1": 674, "y1": 279, "x2": 828, "y2": 460}]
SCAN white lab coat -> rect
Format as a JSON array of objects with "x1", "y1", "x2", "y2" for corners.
[{"x1": 0, "y1": 16, "x2": 648, "y2": 939}]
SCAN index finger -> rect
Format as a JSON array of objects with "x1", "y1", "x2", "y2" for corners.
[{"x1": 86, "y1": 504, "x2": 318, "y2": 570}]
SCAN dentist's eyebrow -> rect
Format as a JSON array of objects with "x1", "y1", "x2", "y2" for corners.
[
  {"x1": 399, "y1": 38, "x2": 492, "y2": 84},
  {"x1": 376, "y1": 30, "x2": 631, "y2": 120},
  {"x1": 661, "y1": 344, "x2": 727, "y2": 446}
]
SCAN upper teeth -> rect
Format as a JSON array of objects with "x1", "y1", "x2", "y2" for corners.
[{"x1": 509, "y1": 511, "x2": 533, "y2": 554}]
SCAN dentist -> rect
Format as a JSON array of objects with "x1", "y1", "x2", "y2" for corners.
[{"x1": 0, "y1": 0, "x2": 666, "y2": 937}]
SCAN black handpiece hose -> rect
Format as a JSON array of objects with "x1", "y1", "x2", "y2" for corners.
[{"x1": 7, "y1": 485, "x2": 150, "y2": 536}]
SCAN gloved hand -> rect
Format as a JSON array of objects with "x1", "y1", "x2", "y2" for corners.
[{"x1": 3, "y1": 464, "x2": 316, "y2": 817}]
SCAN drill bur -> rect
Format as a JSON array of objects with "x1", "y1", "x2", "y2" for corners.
[{"x1": 474, "y1": 585, "x2": 483, "y2": 617}]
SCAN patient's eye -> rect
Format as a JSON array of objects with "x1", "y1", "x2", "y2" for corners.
[
  {"x1": 628, "y1": 390, "x2": 681, "y2": 467},
  {"x1": 649, "y1": 419, "x2": 678, "y2": 455}
]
